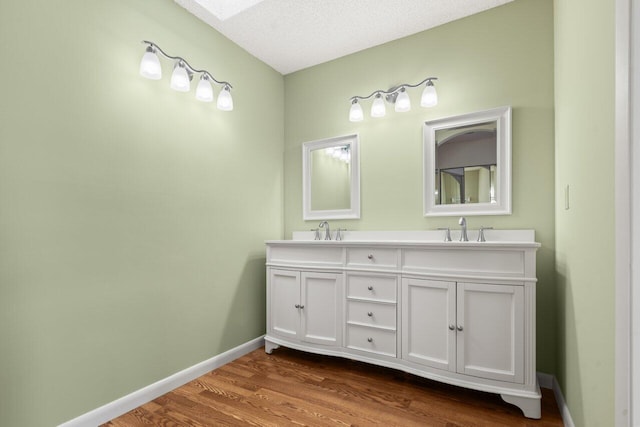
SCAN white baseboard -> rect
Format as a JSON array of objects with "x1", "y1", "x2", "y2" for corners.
[
  {"x1": 537, "y1": 372, "x2": 575, "y2": 427},
  {"x1": 58, "y1": 335, "x2": 265, "y2": 427}
]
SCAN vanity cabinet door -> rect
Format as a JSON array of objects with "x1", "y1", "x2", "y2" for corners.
[
  {"x1": 402, "y1": 278, "x2": 524, "y2": 384},
  {"x1": 456, "y1": 282, "x2": 524, "y2": 384},
  {"x1": 300, "y1": 272, "x2": 342, "y2": 346},
  {"x1": 269, "y1": 269, "x2": 301, "y2": 340},
  {"x1": 402, "y1": 278, "x2": 456, "y2": 371}
]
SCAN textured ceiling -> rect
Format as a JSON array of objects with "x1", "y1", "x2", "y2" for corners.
[{"x1": 175, "y1": 0, "x2": 514, "y2": 75}]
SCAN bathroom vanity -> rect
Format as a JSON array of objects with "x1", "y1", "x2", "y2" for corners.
[{"x1": 265, "y1": 230, "x2": 541, "y2": 418}]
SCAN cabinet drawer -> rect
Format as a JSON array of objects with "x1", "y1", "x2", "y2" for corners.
[
  {"x1": 402, "y1": 248, "x2": 525, "y2": 277},
  {"x1": 347, "y1": 300, "x2": 396, "y2": 329},
  {"x1": 268, "y1": 245, "x2": 342, "y2": 266},
  {"x1": 346, "y1": 248, "x2": 398, "y2": 269},
  {"x1": 347, "y1": 274, "x2": 397, "y2": 303},
  {"x1": 346, "y1": 324, "x2": 396, "y2": 357}
]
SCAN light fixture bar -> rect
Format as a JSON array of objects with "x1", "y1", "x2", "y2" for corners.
[
  {"x1": 348, "y1": 77, "x2": 438, "y2": 121},
  {"x1": 140, "y1": 40, "x2": 234, "y2": 111},
  {"x1": 142, "y1": 40, "x2": 232, "y2": 89}
]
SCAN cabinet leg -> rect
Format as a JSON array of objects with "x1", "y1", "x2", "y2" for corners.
[
  {"x1": 265, "y1": 340, "x2": 280, "y2": 354},
  {"x1": 500, "y1": 394, "x2": 541, "y2": 419}
]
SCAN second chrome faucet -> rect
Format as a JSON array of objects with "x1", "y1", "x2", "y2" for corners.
[{"x1": 458, "y1": 217, "x2": 468, "y2": 242}]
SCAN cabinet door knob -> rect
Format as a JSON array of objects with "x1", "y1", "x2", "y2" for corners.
[
  {"x1": 299, "y1": 305, "x2": 304, "y2": 309},
  {"x1": 367, "y1": 285, "x2": 373, "y2": 291},
  {"x1": 367, "y1": 337, "x2": 373, "y2": 343},
  {"x1": 367, "y1": 254, "x2": 374, "y2": 260},
  {"x1": 367, "y1": 311, "x2": 373, "y2": 317},
  {"x1": 457, "y1": 325, "x2": 463, "y2": 331},
  {"x1": 294, "y1": 304, "x2": 300, "y2": 308},
  {"x1": 448, "y1": 324, "x2": 455, "y2": 330}
]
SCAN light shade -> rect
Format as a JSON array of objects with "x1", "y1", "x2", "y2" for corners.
[
  {"x1": 421, "y1": 82, "x2": 438, "y2": 107},
  {"x1": 395, "y1": 89, "x2": 411, "y2": 112},
  {"x1": 217, "y1": 85, "x2": 233, "y2": 111},
  {"x1": 170, "y1": 62, "x2": 190, "y2": 92},
  {"x1": 195, "y1": 76, "x2": 214, "y2": 102},
  {"x1": 371, "y1": 94, "x2": 386, "y2": 118},
  {"x1": 139, "y1": 48, "x2": 161, "y2": 80},
  {"x1": 349, "y1": 100, "x2": 364, "y2": 122}
]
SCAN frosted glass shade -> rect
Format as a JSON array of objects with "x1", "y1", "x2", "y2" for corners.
[
  {"x1": 371, "y1": 95, "x2": 386, "y2": 118},
  {"x1": 217, "y1": 86, "x2": 233, "y2": 111},
  {"x1": 195, "y1": 77, "x2": 214, "y2": 102},
  {"x1": 395, "y1": 90, "x2": 411, "y2": 112},
  {"x1": 139, "y1": 50, "x2": 161, "y2": 80},
  {"x1": 421, "y1": 84, "x2": 438, "y2": 107},
  {"x1": 170, "y1": 63, "x2": 190, "y2": 92},
  {"x1": 349, "y1": 101, "x2": 364, "y2": 122}
]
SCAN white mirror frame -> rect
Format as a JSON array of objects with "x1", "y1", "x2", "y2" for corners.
[
  {"x1": 303, "y1": 134, "x2": 360, "y2": 220},
  {"x1": 424, "y1": 106, "x2": 512, "y2": 216}
]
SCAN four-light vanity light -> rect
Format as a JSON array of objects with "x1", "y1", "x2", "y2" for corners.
[
  {"x1": 139, "y1": 40, "x2": 233, "y2": 111},
  {"x1": 349, "y1": 77, "x2": 437, "y2": 122}
]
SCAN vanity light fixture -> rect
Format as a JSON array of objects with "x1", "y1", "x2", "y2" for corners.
[
  {"x1": 139, "y1": 40, "x2": 234, "y2": 111},
  {"x1": 349, "y1": 77, "x2": 437, "y2": 122}
]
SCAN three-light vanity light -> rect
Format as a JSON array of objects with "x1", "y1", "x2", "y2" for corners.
[
  {"x1": 349, "y1": 77, "x2": 438, "y2": 122},
  {"x1": 139, "y1": 40, "x2": 233, "y2": 111}
]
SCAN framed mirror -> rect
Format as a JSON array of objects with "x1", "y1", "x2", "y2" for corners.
[
  {"x1": 424, "y1": 106, "x2": 511, "y2": 216},
  {"x1": 303, "y1": 134, "x2": 360, "y2": 220}
]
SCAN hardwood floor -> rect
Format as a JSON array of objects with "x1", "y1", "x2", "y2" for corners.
[{"x1": 103, "y1": 347, "x2": 563, "y2": 426}]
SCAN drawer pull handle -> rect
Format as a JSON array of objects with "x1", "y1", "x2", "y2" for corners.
[
  {"x1": 367, "y1": 337, "x2": 373, "y2": 343},
  {"x1": 457, "y1": 325, "x2": 463, "y2": 331},
  {"x1": 367, "y1": 286, "x2": 373, "y2": 291},
  {"x1": 367, "y1": 312, "x2": 373, "y2": 317},
  {"x1": 448, "y1": 324, "x2": 455, "y2": 330},
  {"x1": 367, "y1": 254, "x2": 374, "y2": 260}
]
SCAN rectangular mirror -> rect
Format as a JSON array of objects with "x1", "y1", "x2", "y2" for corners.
[
  {"x1": 424, "y1": 106, "x2": 511, "y2": 216},
  {"x1": 303, "y1": 134, "x2": 360, "y2": 220}
]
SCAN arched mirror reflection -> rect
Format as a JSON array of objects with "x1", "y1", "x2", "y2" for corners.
[{"x1": 424, "y1": 106, "x2": 511, "y2": 216}]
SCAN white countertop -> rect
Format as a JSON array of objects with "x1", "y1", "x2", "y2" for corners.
[{"x1": 266, "y1": 230, "x2": 540, "y2": 249}]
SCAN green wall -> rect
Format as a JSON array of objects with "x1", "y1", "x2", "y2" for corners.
[
  {"x1": 554, "y1": 0, "x2": 615, "y2": 425},
  {"x1": 284, "y1": 0, "x2": 557, "y2": 374},
  {"x1": 0, "y1": 1, "x2": 283, "y2": 425}
]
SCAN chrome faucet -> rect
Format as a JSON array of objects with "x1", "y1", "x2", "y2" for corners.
[
  {"x1": 458, "y1": 217, "x2": 468, "y2": 242},
  {"x1": 319, "y1": 221, "x2": 331, "y2": 240}
]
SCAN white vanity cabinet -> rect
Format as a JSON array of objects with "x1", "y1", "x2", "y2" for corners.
[{"x1": 265, "y1": 232, "x2": 540, "y2": 419}]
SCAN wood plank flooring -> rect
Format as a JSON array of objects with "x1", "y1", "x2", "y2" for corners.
[{"x1": 103, "y1": 346, "x2": 563, "y2": 426}]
